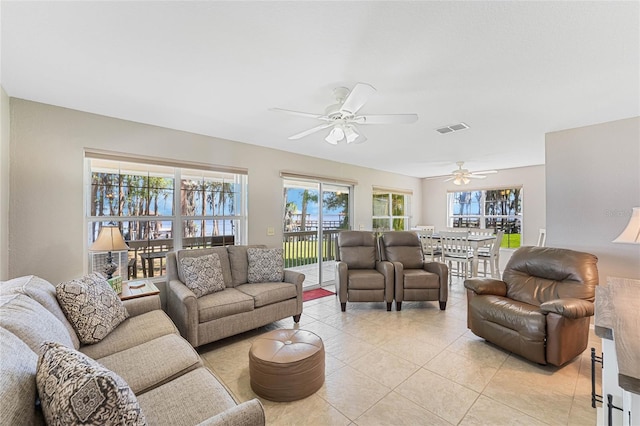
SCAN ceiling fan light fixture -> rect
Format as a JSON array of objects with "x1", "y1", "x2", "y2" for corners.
[
  {"x1": 344, "y1": 126, "x2": 359, "y2": 144},
  {"x1": 325, "y1": 127, "x2": 343, "y2": 145}
]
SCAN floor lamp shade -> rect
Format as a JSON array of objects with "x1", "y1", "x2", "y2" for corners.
[
  {"x1": 613, "y1": 207, "x2": 640, "y2": 244},
  {"x1": 90, "y1": 226, "x2": 129, "y2": 279}
]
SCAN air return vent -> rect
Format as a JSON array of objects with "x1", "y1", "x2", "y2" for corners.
[{"x1": 436, "y1": 122, "x2": 469, "y2": 134}]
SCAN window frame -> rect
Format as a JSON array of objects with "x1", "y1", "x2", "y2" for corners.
[
  {"x1": 372, "y1": 189, "x2": 412, "y2": 231},
  {"x1": 84, "y1": 154, "x2": 248, "y2": 279},
  {"x1": 447, "y1": 186, "x2": 522, "y2": 248}
]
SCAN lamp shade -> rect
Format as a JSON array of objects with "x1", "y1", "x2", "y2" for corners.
[
  {"x1": 613, "y1": 207, "x2": 640, "y2": 244},
  {"x1": 90, "y1": 226, "x2": 129, "y2": 251}
]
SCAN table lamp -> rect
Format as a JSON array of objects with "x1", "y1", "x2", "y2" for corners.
[
  {"x1": 613, "y1": 207, "x2": 640, "y2": 244},
  {"x1": 90, "y1": 225, "x2": 129, "y2": 279}
]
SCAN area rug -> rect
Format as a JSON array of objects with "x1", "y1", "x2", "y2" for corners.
[{"x1": 302, "y1": 288, "x2": 335, "y2": 302}]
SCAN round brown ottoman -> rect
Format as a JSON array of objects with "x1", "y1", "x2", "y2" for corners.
[{"x1": 249, "y1": 329, "x2": 325, "y2": 402}]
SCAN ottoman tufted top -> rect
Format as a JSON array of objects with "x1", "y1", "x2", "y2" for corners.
[{"x1": 250, "y1": 329, "x2": 323, "y2": 364}]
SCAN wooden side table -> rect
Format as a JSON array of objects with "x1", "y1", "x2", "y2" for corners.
[{"x1": 119, "y1": 280, "x2": 160, "y2": 300}]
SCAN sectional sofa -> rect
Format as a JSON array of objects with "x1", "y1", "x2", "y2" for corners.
[{"x1": 0, "y1": 275, "x2": 265, "y2": 425}]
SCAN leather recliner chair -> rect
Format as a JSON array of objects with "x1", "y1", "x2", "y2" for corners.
[
  {"x1": 335, "y1": 231, "x2": 394, "y2": 312},
  {"x1": 379, "y1": 231, "x2": 449, "y2": 311},
  {"x1": 464, "y1": 246, "x2": 598, "y2": 366}
]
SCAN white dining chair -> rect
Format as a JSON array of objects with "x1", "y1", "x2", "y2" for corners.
[
  {"x1": 478, "y1": 230, "x2": 504, "y2": 278},
  {"x1": 537, "y1": 228, "x2": 547, "y2": 247},
  {"x1": 417, "y1": 229, "x2": 441, "y2": 261},
  {"x1": 439, "y1": 230, "x2": 473, "y2": 279}
]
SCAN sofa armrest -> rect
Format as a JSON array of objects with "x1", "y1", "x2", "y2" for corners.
[
  {"x1": 540, "y1": 298, "x2": 594, "y2": 319},
  {"x1": 196, "y1": 399, "x2": 265, "y2": 426},
  {"x1": 376, "y1": 261, "x2": 395, "y2": 303},
  {"x1": 166, "y1": 279, "x2": 199, "y2": 346},
  {"x1": 464, "y1": 278, "x2": 507, "y2": 296},
  {"x1": 283, "y1": 269, "x2": 304, "y2": 316},
  {"x1": 122, "y1": 295, "x2": 161, "y2": 318}
]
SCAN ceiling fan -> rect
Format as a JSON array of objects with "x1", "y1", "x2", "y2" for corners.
[
  {"x1": 444, "y1": 162, "x2": 498, "y2": 185},
  {"x1": 270, "y1": 83, "x2": 418, "y2": 145}
]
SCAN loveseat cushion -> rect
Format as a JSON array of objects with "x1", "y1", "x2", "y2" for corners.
[
  {"x1": 136, "y1": 368, "x2": 237, "y2": 426},
  {"x1": 36, "y1": 341, "x2": 146, "y2": 425},
  {"x1": 227, "y1": 245, "x2": 266, "y2": 286},
  {"x1": 236, "y1": 282, "x2": 297, "y2": 308},
  {"x1": 177, "y1": 248, "x2": 233, "y2": 288},
  {"x1": 1, "y1": 275, "x2": 80, "y2": 349},
  {"x1": 247, "y1": 248, "x2": 284, "y2": 283},
  {"x1": 197, "y1": 288, "x2": 254, "y2": 323},
  {"x1": 180, "y1": 253, "x2": 226, "y2": 297},
  {"x1": 0, "y1": 327, "x2": 39, "y2": 426},
  {"x1": 469, "y1": 294, "x2": 546, "y2": 342},
  {"x1": 0, "y1": 293, "x2": 74, "y2": 353},
  {"x1": 56, "y1": 273, "x2": 129, "y2": 344},
  {"x1": 80, "y1": 310, "x2": 178, "y2": 360},
  {"x1": 97, "y1": 334, "x2": 202, "y2": 395}
]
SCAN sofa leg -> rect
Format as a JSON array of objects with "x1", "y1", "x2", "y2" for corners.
[
  {"x1": 340, "y1": 302, "x2": 346, "y2": 312},
  {"x1": 439, "y1": 301, "x2": 446, "y2": 310},
  {"x1": 386, "y1": 302, "x2": 392, "y2": 311},
  {"x1": 293, "y1": 314, "x2": 301, "y2": 323},
  {"x1": 396, "y1": 301, "x2": 402, "y2": 311}
]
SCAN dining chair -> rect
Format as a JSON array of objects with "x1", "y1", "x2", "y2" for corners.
[
  {"x1": 439, "y1": 230, "x2": 473, "y2": 279},
  {"x1": 537, "y1": 228, "x2": 547, "y2": 247},
  {"x1": 417, "y1": 229, "x2": 441, "y2": 261},
  {"x1": 477, "y1": 230, "x2": 504, "y2": 278}
]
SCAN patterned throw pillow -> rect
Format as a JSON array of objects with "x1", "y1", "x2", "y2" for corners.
[
  {"x1": 56, "y1": 273, "x2": 129, "y2": 345},
  {"x1": 179, "y1": 253, "x2": 225, "y2": 298},
  {"x1": 247, "y1": 248, "x2": 284, "y2": 283},
  {"x1": 36, "y1": 341, "x2": 146, "y2": 426}
]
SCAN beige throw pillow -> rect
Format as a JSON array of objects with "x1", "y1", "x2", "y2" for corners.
[
  {"x1": 36, "y1": 341, "x2": 146, "y2": 426},
  {"x1": 247, "y1": 248, "x2": 284, "y2": 283},
  {"x1": 56, "y1": 273, "x2": 129, "y2": 345},
  {"x1": 179, "y1": 253, "x2": 225, "y2": 297}
]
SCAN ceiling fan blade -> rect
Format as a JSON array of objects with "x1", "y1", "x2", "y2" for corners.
[
  {"x1": 354, "y1": 114, "x2": 418, "y2": 124},
  {"x1": 288, "y1": 122, "x2": 335, "y2": 140},
  {"x1": 470, "y1": 170, "x2": 498, "y2": 175},
  {"x1": 468, "y1": 174, "x2": 487, "y2": 179},
  {"x1": 340, "y1": 83, "x2": 376, "y2": 115},
  {"x1": 443, "y1": 176, "x2": 455, "y2": 183},
  {"x1": 270, "y1": 108, "x2": 330, "y2": 121}
]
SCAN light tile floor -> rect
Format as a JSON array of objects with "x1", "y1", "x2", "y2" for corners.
[{"x1": 197, "y1": 277, "x2": 601, "y2": 425}]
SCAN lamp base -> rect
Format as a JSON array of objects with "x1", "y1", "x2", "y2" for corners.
[{"x1": 103, "y1": 251, "x2": 118, "y2": 280}]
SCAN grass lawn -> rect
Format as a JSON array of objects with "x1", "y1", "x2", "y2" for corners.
[{"x1": 501, "y1": 233, "x2": 521, "y2": 249}]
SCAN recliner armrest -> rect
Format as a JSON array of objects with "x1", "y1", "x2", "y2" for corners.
[
  {"x1": 423, "y1": 261, "x2": 447, "y2": 282},
  {"x1": 464, "y1": 278, "x2": 507, "y2": 296},
  {"x1": 540, "y1": 298, "x2": 594, "y2": 319}
]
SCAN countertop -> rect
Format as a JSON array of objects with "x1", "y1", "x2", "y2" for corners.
[{"x1": 594, "y1": 277, "x2": 640, "y2": 395}]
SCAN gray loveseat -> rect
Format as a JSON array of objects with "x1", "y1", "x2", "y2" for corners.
[
  {"x1": 166, "y1": 245, "x2": 305, "y2": 347},
  {"x1": 0, "y1": 275, "x2": 265, "y2": 425}
]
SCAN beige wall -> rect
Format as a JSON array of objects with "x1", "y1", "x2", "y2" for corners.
[
  {"x1": 420, "y1": 164, "x2": 546, "y2": 247},
  {"x1": 8, "y1": 99, "x2": 421, "y2": 283},
  {"x1": 546, "y1": 116, "x2": 640, "y2": 282},
  {"x1": 0, "y1": 87, "x2": 9, "y2": 280}
]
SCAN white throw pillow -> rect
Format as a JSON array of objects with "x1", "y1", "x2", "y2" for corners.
[
  {"x1": 247, "y1": 248, "x2": 284, "y2": 283},
  {"x1": 179, "y1": 253, "x2": 226, "y2": 297},
  {"x1": 56, "y1": 273, "x2": 129, "y2": 345},
  {"x1": 36, "y1": 341, "x2": 146, "y2": 425}
]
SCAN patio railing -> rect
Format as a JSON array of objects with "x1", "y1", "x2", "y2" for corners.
[{"x1": 283, "y1": 229, "x2": 341, "y2": 268}]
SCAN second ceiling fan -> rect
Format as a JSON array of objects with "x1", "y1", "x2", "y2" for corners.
[
  {"x1": 444, "y1": 162, "x2": 498, "y2": 185},
  {"x1": 271, "y1": 83, "x2": 418, "y2": 145}
]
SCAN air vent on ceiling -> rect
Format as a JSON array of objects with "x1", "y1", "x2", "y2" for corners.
[{"x1": 436, "y1": 122, "x2": 469, "y2": 134}]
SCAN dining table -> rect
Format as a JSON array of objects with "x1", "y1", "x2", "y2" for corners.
[{"x1": 429, "y1": 233, "x2": 497, "y2": 277}]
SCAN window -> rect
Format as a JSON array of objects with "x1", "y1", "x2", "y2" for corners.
[
  {"x1": 448, "y1": 188, "x2": 522, "y2": 248},
  {"x1": 86, "y1": 156, "x2": 247, "y2": 279},
  {"x1": 372, "y1": 189, "x2": 411, "y2": 231}
]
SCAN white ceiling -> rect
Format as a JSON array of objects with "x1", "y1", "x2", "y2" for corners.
[{"x1": 1, "y1": 1, "x2": 638, "y2": 178}]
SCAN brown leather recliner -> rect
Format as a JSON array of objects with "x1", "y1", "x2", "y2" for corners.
[
  {"x1": 464, "y1": 246, "x2": 598, "y2": 366},
  {"x1": 336, "y1": 231, "x2": 394, "y2": 312},
  {"x1": 379, "y1": 231, "x2": 449, "y2": 311}
]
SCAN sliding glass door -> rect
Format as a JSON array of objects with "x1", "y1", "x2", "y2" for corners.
[{"x1": 283, "y1": 179, "x2": 351, "y2": 289}]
